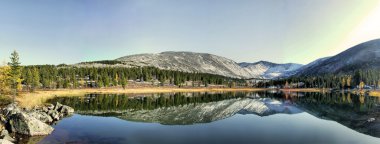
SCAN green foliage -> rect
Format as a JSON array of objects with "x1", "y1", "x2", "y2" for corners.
[
  {"x1": 25, "y1": 67, "x2": 40, "y2": 91},
  {"x1": 20, "y1": 65, "x2": 245, "y2": 89},
  {"x1": 8, "y1": 51, "x2": 22, "y2": 91},
  {"x1": 0, "y1": 95, "x2": 11, "y2": 106},
  {"x1": 0, "y1": 65, "x2": 12, "y2": 95}
]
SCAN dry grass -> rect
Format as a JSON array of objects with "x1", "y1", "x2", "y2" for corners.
[
  {"x1": 279, "y1": 88, "x2": 324, "y2": 92},
  {"x1": 17, "y1": 87, "x2": 267, "y2": 108},
  {"x1": 369, "y1": 91, "x2": 380, "y2": 97}
]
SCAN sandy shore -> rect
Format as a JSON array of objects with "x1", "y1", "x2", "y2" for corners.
[{"x1": 17, "y1": 87, "x2": 267, "y2": 108}]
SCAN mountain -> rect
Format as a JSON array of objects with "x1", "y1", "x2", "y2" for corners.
[
  {"x1": 112, "y1": 51, "x2": 303, "y2": 79},
  {"x1": 115, "y1": 51, "x2": 254, "y2": 78},
  {"x1": 298, "y1": 39, "x2": 380, "y2": 75},
  {"x1": 298, "y1": 57, "x2": 331, "y2": 71}
]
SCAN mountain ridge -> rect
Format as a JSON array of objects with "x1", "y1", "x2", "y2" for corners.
[
  {"x1": 74, "y1": 39, "x2": 380, "y2": 79},
  {"x1": 114, "y1": 51, "x2": 303, "y2": 79},
  {"x1": 297, "y1": 39, "x2": 380, "y2": 75}
]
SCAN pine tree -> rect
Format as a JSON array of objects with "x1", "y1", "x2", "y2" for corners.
[
  {"x1": 25, "y1": 68, "x2": 33, "y2": 91},
  {"x1": 31, "y1": 67, "x2": 40, "y2": 91},
  {"x1": 121, "y1": 77, "x2": 127, "y2": 89},
  {"x1": 98, "y1": 80, "x2": 104, "y2": 88},
  {"x1": 114, "y1": 74, "x2": 119, "y2": 86},
  {"x1": 79, "y1": 79, "x2": 86, "y2": 88},
  {"x1": 8, "y1": 51, "x2": 22, "y2": 102}
]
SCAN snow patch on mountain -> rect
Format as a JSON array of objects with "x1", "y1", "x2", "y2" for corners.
[{"x1": 239, "y1": 61, "x2": 303, "y2": 79}]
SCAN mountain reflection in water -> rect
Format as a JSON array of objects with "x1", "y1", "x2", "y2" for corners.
[{"x1": 47, "y1": 91, "x2": 380, "y2": 139}]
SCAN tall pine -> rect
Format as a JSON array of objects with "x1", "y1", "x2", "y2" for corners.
[{"x1": 8, "y1": 51, "x2": 22, "y2": 102}]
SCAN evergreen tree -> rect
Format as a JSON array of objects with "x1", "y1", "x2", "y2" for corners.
[
  {"x1": 25, "y1": 68, "x2": 33, "y2": 91},
  {"x1": 31, "y1": 67, "x2": 40, "y2": 91},
  {"x1": 121, "y1": 77, "x2": 127, "y2": 89},
  {"x1": 8, "y1": 51, "x2": 22, "y2": 102},
  {"x1": 114, "y1": 73, "x2": 119, "y2": 86}
]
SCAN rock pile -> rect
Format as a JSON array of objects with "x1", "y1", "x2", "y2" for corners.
[{"x1": 0, "y1": 102, "x2": 74, "y2": 143}]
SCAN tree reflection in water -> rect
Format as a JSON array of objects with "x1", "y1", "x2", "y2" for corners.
[{"x1": 48, "y1": 91, "x2": 380, "y2": 137}]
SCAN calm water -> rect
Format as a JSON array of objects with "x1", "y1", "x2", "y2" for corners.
[{"x1": 27, "y1": 91, "x2": 380, "y2": 144}]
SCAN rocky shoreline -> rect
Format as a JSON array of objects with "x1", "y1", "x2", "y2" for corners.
[{"x1": 0, "y1": 102, "x2": 74, "y2": 144}]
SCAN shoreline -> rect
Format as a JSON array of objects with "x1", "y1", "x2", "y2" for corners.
[
  {"x1": 279, "y1": 88, "x2": 325, "y2": 92},
  {"x1": 11, "y1": 87, "x2": 380, "y2": 109},
  {"x1": 17, "y1": 87, "x2": 268, "y2": 108},
  {"x1": 15, "y1": 87, "x2": 361, "y2": 108}
]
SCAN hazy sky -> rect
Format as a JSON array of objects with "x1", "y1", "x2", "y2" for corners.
[{"x1": 1, "y1": 0, "x2": 380, "y2": 65}]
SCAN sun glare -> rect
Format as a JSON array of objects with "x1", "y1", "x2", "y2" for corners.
[{"x1": 336, "y1": 0, "x2": 380, "y2": 54}]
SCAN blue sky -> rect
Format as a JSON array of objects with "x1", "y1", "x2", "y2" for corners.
[{"x1": 1, "y1": 0, "x2": 380, "y2": 65}]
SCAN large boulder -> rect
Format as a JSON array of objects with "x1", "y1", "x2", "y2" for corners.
[
  {"x1": 2, "y1": 105, "x2": 21, "y2": 117},
  {"x1": 8, "y1": 112, "x2": 54, "y2": 136},
  {"x1": 46, "y1": 104, "x2": 54, "y2": 111},
  {"x1": 0, "y1": 116, "x2": 5, "y2": 125},
  {"x1": 47, "y1": 110, "x2": 60, "y2": 121},
  {"x1": 0, "y1": 139, "x2": 13, "y2": 144},
  {"x1": 59, "y1": 105, "x2": 74, "y2": 115},
  {"x1": 53, "y1": 102, "x2": 63, "y2": 111},
  {"x1": 0, "y1": 130, "x2": 14, "y2": 142},
  {"x1": 0, "y1": 103, "x2": 74, "y2": 138},
  {"x1": 29, "y1": 111, "x2": 53, "y2": 124}
]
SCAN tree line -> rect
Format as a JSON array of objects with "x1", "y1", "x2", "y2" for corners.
[
  {"x1": 260, "y1": 69, "x2": 380, "y2": 89},
  {"x1": 21, "y1": 65, "x2": 246, "y2": 90}
]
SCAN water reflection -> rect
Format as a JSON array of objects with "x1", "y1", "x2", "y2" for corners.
[
  {"x1": 47, "y1": 91, "x2": 380, "y2": 138},
  {"x1": 291, "y1": 92, "x2": 380, "y2": 137}
]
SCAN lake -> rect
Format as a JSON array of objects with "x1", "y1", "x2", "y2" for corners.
[{"x1": 24, "y1": 91, "x2": 380, "y2": 144}]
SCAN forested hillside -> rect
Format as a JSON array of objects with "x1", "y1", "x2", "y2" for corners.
[
  {"x1": 265, "y1": 69, "x2": 380, "y2": 89},
  {"x1": 20, "y1": 65, "x2": 246, "y2": 91}
]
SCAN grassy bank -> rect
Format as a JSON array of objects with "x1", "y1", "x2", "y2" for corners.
[
  {"x1": 17, "y1": 87, "x2": 267, "y2": 108},
  {"x1": 369, "y1": 91, "x2": 380, "y2": 97},
  {"x1": 0, "y1": 95, "x2": 12, "y2": 107},
  {"x1": 279, "y1": 88, "x2": 325, "y2": 92}
]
